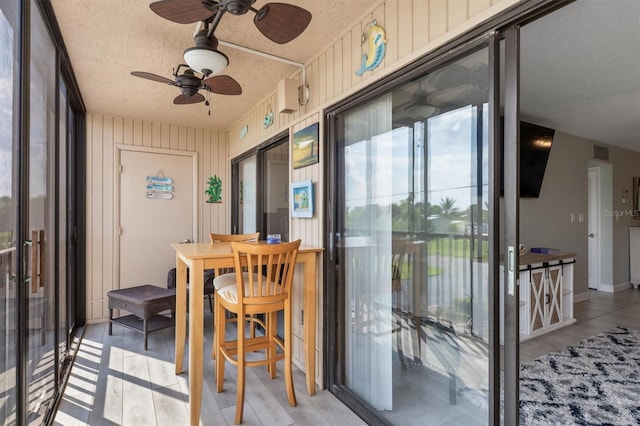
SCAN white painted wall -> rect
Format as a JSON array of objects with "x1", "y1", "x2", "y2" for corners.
[{"x1": 520, "y1": 132, "x2": 640, "y2": 296}]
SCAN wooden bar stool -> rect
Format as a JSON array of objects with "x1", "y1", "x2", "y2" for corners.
[
  {"x1": 209, "y1": 232, "x2": 260, "y2": 359},
  {"x1": 214, "y1": 239, "x2": 301, "y2": 424}
]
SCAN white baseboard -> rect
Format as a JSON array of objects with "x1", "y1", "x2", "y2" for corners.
[
  {"x1": 614, "y1": 282, "x2": 633, "y2": 292},
  {"x1": 573, "y1": 291, "x2": 591, "y2": 303},
  {"x1": 597, "y1": 282, "x2": 632, "y2": 293}
]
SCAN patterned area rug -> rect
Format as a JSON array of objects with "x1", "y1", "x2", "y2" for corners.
[{"x1": 519, "y1": 326, "x2": 640, "y2": 425}]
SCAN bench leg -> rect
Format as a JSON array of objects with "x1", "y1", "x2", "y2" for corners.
[
  {"x1": 109, "y1": 308, "x2": 113, "y2": 335},
  {"x1": 144, "y1": 318, "x2": 148, "y2": 350}
]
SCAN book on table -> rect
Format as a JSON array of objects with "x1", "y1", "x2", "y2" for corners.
[{"x1": 529, "y1": 247, "x2": 561, "y2": 254}]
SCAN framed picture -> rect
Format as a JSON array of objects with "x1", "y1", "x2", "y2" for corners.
[
  {"x1": 291, "y1": 180, "x2": 313, "y2": 218},
  {"x1": 292, "y1": 122, "x2": 319, "y2": 169}
]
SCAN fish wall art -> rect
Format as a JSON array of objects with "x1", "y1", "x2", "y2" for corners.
[{"x1": 356, "y1": 20, "x2": 387, "y2": 76}]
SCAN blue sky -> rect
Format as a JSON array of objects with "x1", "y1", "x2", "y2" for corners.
[{"x1": 345, "y1": 104, "x2": 489, "y2": 213}]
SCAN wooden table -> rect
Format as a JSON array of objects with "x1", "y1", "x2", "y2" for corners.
[{"x1": 172, "y1": 241, "x2": 323, "y2": 426}]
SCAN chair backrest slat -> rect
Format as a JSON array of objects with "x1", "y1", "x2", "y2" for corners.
[
  {"x1": 231, "y1": 240, "x2": 301, "y2": 303},
  {"x1": 210, "y1": 233, "x2": 260, "y2": 276}
]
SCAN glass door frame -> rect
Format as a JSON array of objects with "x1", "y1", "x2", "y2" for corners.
[
  {"x1": 325, "y1": 34, "x2": 502, "y2": 425},
  {"x1": 231, "y1": 130, "x2": 289, "y2": 237},
  {"x1": 8, "y1": 1, "x2": 86, "y2": 423}
]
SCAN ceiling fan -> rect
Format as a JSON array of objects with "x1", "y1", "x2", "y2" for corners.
[
  {"x1": 149, "y1": 0, "x2": 312, "y2": 44},
  {"x1": 149, "y1": 1, "x2": 312, "y2": 75},
  {"x1": 130, "y1": 64, "x2": 242, "y2": 105}
]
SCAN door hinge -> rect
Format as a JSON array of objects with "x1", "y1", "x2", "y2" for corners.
[{"x1": 300, "y1": 309, "x2": 304, "y2": 326}]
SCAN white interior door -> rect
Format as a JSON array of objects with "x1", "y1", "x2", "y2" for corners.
[
  {"x1": 119, "y1": 149, "x2": 196, "y2": 289},
  {"x1": 588, "y1": 167, "x2": 601, "y2": 290}
]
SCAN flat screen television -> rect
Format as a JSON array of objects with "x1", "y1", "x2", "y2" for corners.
[{"x1": 500, "y1": 119, "x2": 555, "y2": 198}]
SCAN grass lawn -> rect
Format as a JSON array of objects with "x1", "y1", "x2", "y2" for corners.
[{"x1": 427, "y1": 236, "x2": 488, "y2": 258}]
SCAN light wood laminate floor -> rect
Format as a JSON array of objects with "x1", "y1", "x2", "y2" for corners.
[
  {"x1": 53, "y1": 308, "x2": 366, "y2": 426},
  {"x1": 53, "y1": 289, "x2": 640, "y2": 425}
]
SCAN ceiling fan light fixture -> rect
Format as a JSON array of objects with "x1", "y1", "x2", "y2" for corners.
[
  {"x1": 404, "y1": 90, "x2": 439, "y2": 120},
  {"x1": 183, "y1": 47, "x2": 229, "y2": 76},
  {"x1": 405, "y1": 104, "x2": 438, "y2": 120}
]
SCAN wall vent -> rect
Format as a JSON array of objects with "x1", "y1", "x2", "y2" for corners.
[{"x1": 594, "y1": 145, "x2": 609, "y2": 161}]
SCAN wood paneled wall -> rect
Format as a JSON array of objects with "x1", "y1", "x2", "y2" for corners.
[
  {"x1": 227, "y1": 0, "x2": 516, "y2": 158},
  {"x1": 85, "y1": 114, "x2": 228, "y2": 321}
]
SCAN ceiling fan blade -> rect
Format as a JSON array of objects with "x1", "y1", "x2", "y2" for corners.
[
  {"x1": 150, "y1": 0, "x2": 217, "y2": 24},
  {"x1": 202, "y1": 75, "x2": 242, "y2": 95},
  {"x1": 131, "y1": 71, "x2": 175, "y2": 85},
  {"x1": 174, "y1": 93, "x2": 206, "y2": 105},
  {"x1": 253, "y1": 3, "x2": 312, "y2": 44}
]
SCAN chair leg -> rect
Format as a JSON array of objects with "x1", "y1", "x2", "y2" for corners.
[
  {"x1": 143, "y1": 318, "x2": 149, "y2": 351},
  {"x1": 211, "y1": 294, "x2": 216, "y2": 360},
  {"x1": 207, "y1": 294, "x2": 213, "y2": 313},
  {"x1": 284, "y1": 302, "x2": 296, "y2": 407},
  {"x1": 215, "y1": 297, "x2": 225, "y2": 393},
  {"x1": 267, "y1": 311, "x2": 277, "y2": 378},
  {"x1": 235, "y1": 312, "x2": 246, "y2": 425}
]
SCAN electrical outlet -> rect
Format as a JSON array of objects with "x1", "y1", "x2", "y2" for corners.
[
  {"x1": 578, "y1": 213, "x2": 584, "y2": 223},
  {"x1": 570, "y1": 213, "x2": 575, "y2": 223}
]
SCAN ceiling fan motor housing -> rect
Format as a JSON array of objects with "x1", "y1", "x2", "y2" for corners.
[
  {"x1": 176, "y1": 73, "x2": 201, "y2": 96},
  {"x1": 223, "y1": 0, "x2": 256, "y2": 15}
]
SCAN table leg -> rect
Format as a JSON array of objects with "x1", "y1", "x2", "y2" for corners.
[
  {"x1": 189, "y1": 259, "x2": 205, "y2": 426},
  {"x1": 302, "y1": 252, "x2": 317, "y2": 396},
  {"x1": 175, "y1": 256, "x2": 188, "y2": 374}
]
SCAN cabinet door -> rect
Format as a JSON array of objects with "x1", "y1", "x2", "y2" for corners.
[
  {"x1": 546, "y1": 265, "x2": 563, "y2": 326},
  {"x1": 530, "y1": 269, "x2": 545, "y2": 332}
]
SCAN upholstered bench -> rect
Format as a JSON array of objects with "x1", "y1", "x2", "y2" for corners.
[{"x1": 108, "y1": 284, "x2": 176, "y2": 350}]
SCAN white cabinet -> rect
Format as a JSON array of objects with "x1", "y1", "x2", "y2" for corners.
[
  {"x1": 500, "y1": 254, "x2": 576, "y2": 342},
  {"x1": 520, "y1": 261, "x2": 574, "y2": 340},
  {"x1": 630, "y1": 228, "x2": 640, "y2": 289}
]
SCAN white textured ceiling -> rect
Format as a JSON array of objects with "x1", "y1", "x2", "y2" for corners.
[
  {"x1": 520, "y1": 0, "x2": 640, "y2": 152},
  {"x1": 50, "y1": 0, "x2": 374, "y2": 131}
]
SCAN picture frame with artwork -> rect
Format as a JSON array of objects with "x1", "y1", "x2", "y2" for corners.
[
  {"x1": 292, "y1": 122, "x2": 319, "y2": 169},
  {"x1": 290, "y1": 180, "x2": 313, "y2": 218}
]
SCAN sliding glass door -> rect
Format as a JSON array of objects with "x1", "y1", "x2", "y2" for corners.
[
  {"x1": 232, "y1": 134, "x2": 289, "y2": 240},
  {"x1": 234, "y1": 155, "x2": 257, "y2": 234},
  {"x1": 260, "y1": 140, "x2": 289, "y2": 241},
  {"x1": 0, "y1": 1, "x2": 84, "y2": 423},
  {"x1": 0, "y1": 0, "x2": 19, "y2": 422},
  {"x1": 27, "y1": 5, "x2": 57, "y2": 420},
  {"x1": 327, "y1": 39, "x2": 501, "y2": 425}
]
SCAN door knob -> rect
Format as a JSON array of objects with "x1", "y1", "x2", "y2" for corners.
[{"x1": 588, "y1": 233, "x2": 595, "y2": 238}]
